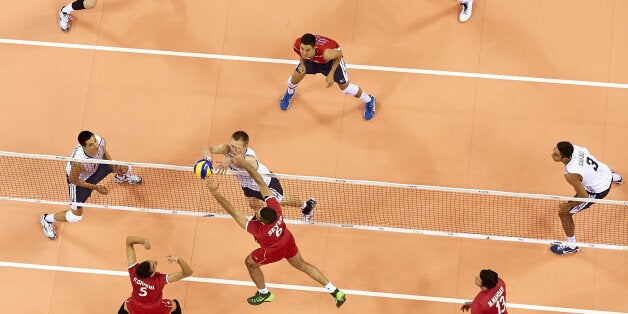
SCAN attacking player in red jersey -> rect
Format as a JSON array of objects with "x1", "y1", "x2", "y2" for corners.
[
  {"x1": 204, "y1": 148, "x2": 347, "y2": 307},
  {"x1": 119, "y1": 236, "x2": 193, "y2": 314},
  {"x1": 460, "y1": 269, "x2": 508, "y2": 314},
  {"x1": 279, "y1": 33, "x2": 377, "y2": 120}
]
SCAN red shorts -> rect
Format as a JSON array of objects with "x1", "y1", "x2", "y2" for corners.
[
  {"x1": 251, "y1": 231, "x2": 299, "y2": 265},
  {"x1": 126, "y1": 298, "x2": 172, "y2": 314}
]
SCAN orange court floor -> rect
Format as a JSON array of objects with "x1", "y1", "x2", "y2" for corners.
[{"x1": 0, "y1": 0, "x2": 627, "y2": 313}]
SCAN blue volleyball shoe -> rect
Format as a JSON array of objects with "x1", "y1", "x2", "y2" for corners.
[
  {"x1": 550, "y1": 242, "x2": 579, "y2": 255},
  {"x1": 363, "y1": 96, "x2": 376, "y2": 120},
  {"x1": 280, "y1": 91, "x2": 294, "y2": 111}
]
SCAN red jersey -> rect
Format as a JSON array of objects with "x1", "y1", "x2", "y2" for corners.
[
  {"x1": 293, "y1": 35, "x2": 340, "y2": 64},
  {"x1": 246, "y1": 196, "x2": 292, "y2": 247},
  {"x1": 128, "y1": 263, "x2": 169, "y2": 308},
  {"x1": 471, "y1": 278, "x2": 508, "y2": 314}
]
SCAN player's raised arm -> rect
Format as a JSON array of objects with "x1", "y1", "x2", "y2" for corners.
[
  {"x1": 231, "y1": 153, "x2": 272, "y2": 199},
  {"x1": 125, "y1": 236, "x2": 151, "y2": 267},
  {"x1": 165, "y1": 255, "x2": 193, "y2": 283},
  {"x1": 203, "y1": 143, "x2": 229, "y2": 157},
  {"x1": 205, "y1": 179, "x2": 248, "y2": 229}
]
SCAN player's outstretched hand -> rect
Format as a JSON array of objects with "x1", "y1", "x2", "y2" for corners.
[
  {"x1": 325, "y1": 74, "x2": 334, "y2": 87},
  {"x1": 143, "y1": 240, "x2": 151, "y2": 250},
  {"x1": 167, "y1": 255, "x2": 179, "y2": 263},
  {"x1": 231, "y1": 153, "x2": 247, "y2": 168},
  {"x1": 460, "y1": 301, "x2": 472, "y2": 311},
  {"x1": 215, "y1": 159, "x2": 231, "y2": 175},
  {"x1": 95, "y1": 185, "x2": 109, "y2": 195}
]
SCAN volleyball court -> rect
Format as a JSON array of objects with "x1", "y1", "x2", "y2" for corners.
[{"x1": 0, "y1": 0, "x2": 627, "y2": 313}]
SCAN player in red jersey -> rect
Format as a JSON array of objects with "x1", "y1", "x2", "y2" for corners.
[
  {"x1": 279, "y1": 33, "x2": 377, "y2": 120},
  {"x1": 460, "y1": 269, "x2": 508, "y2": 314},
  {"x1": 118, "y1": 236, "x2": 193, "y2": 314},
  {"x1": 204, "y1": 149, "x2": 347, "y2": 307}
]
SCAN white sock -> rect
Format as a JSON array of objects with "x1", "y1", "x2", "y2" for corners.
[
  {"x1": 45, "y1": 214, "x2": 56, "y2": 223},
  {"x1": 62, "y1": 4, "x2": 74, "y2": 14},
  {"x1": 325, "y1": 282, "x2": 337, "y2": 294},
  {"x1": 258, "y1": 287, "x2": 269, "y2": 294},
  {"x1": 359, "y1": 93, "x2": 372, "y2": 103},
  {"x1": 301, "y1": 202, "x2": 307, "y2": 209},
  {"x1": 287, "y1": 77, "x2": 298, "y2": 95},
  {"x1": 566, "y1": 236, "x2": 576, "y2": 243},
  {"x1": 460, "y1": 0, "x2": 471, "y2": 4}
]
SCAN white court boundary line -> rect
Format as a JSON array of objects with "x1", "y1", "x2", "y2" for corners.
[
  {"x1": 2, "y1": 38, "x2": 628, "y2": 89},
  {"x1": 0, "y1": 261, "x2": 624, "y2": 314}
]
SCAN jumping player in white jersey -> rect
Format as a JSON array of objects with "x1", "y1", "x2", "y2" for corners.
[
  {"x1": 39, "y1": 130, "x2": 142, "y2": 240},
  {"x1": 550, "y1": 141, "x2": 623, "y2": 255},
  {"x1": 203, "y1": 130, "x2": 316, "y2": 221}
]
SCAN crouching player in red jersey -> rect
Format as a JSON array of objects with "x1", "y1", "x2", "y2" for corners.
[
  {"x1": 119, "y1": 236, "x2": 193, "y2": 314},
  {"x1": 460, "y1": 269, "x2": 508, "y2": 314},
  {"x1": 204, "y1": 149, "x2": 346, "y2": 307}
]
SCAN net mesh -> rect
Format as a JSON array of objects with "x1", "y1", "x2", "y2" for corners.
[{"x1": 1, "y1": 152, "x2": 626, "y2": 246}]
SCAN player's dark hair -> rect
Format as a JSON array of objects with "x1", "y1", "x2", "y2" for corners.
[
  {"x1": 231, "y1": 131, "x2": 249, "y2": 146},
  {"x1": 136, "y1": 261, "x2": 153, "y2": 279},
  {"x1": 260, "y1": 207, "x2": 277, "y2": 224},
  {"x1": 78, "y1": 130, "x2": 95, "y2": 147},
  {"x1": 301, "y1": 33, "x2": 316, "y2": 47},
  {"x1": 479, "y1": 269, "x2": 498, "y2": 289},
  {"x1": 556, "y1": 141, "x2": 574, "y2": 159}
]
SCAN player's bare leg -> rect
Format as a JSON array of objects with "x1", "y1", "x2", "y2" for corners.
[
  {"x1": 244, "y1": 255, "x2": 274, "y2": 305},
  {"x1": 339, "y1": 81, "x2": 376, "y2": 120},
  {"x1": 551, "y1": 205, "x2": 579, "y2": 255},
  {"x1": 558, "y1": 207, "x2": 575, "y2": 238},
  {"x1": 287, "y1": 252, "x2": 346, "y2": 307}
]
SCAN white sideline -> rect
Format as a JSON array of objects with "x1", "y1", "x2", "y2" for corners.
[
  {"x1": 0, "y1": 261, "x2": 623, "y2": 314},
  {"x1": 1, "y1": 38, "x2": 628, "y2": 89}
]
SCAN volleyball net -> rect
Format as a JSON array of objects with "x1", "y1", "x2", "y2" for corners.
[{"x1": 1, "y1": 151, "x2": 626, "y2": 248}]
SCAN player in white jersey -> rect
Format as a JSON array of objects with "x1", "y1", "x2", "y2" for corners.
[
  {"x1": 550, "y1": 141, "x2": 623, "y2": 255},
  {"x1": 203, "y1": 131, "x2": 316, "y2": 221},
  {"x1": 39, "y1": 130, "x2": 142, "y2": 240}
]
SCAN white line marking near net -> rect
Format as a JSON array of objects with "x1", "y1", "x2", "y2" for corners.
[
  {"x1": 0, "y1": 261, "x2": 623, "y2": 313},
  {"x1": 1, "y1": 38, "x2": 628, "y2": 89}
]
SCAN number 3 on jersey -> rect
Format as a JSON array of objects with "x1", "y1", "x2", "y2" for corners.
[{"x1": 586, "y1": 157, "x2": 598, "y2": 171}]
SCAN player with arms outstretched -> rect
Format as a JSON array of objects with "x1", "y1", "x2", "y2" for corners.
[
  {"x1": 119, "y1": 236, "x2": 193, "y2": 314},
  {"x1": 204, "y1": 149, "x2": 346, "y2": 307},
  {"x1": 204, "y1": 130, "x2": 316, "y2": 221}
]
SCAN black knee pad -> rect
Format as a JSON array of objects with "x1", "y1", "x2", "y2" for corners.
[
  {"x1": 118, "y1": 301, "x2": 129, "y2": 314},
  {"x1": 71, "y1": 0, "x2": 85, "y2": 10},
  {"x1": 172, "y1": 299, "x2": 182, "y2": 314}
]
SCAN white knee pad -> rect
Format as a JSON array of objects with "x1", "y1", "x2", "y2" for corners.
[
  {"x1": 66, "y1": 211, "x2": 83, "y2": 223},
  {"x1": 342, "y1": 83, "x2": 359, "y2": 96}
]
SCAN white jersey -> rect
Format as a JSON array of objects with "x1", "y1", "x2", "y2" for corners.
[
  {"x1": 228, "y1": 147, "x2": 272, "y2": 191},
  {"x1": 564, "y1": 145, "x2": 612, "y2": 193},
  {"x1": 65, "y1": 135, "x2": 107, "y2": 181}
]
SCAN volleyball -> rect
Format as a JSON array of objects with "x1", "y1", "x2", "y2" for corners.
[{"x1": 194, "y1": 159, "x2": 213, "y2": 179}]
